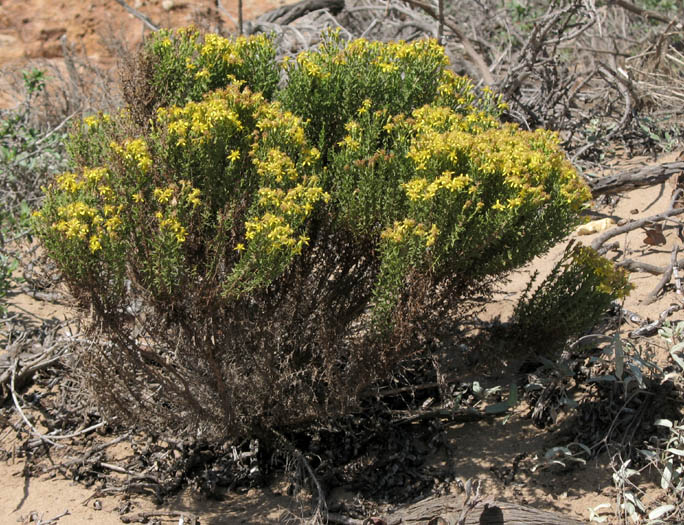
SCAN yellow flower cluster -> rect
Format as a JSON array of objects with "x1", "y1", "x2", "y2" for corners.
[
  {"x1": 293, "y1": 34, "x2": 449, "y2": 82},
  {"x1": 381, "y1": 219, "x2": 439, "y2": 248},
  {"x1": 402, "y1": 172, "x2": 474, "y2": 201},
  {"x1": 109, "y1": 138, "x2": 153, "y2": 174},
  {"x1": 199, "y1": 32, "x2": 272, "y2": 68},
  {"x1": 50, "y1": 200, "x2": 122, "y2": 253},
  {"x1": 83, "y1": 112, "x2": 111, "y2": 130},
  {"x1": 244, "y1": 213, "x2": 309, "y2": 255},
  {"x1": 254, "y1": 148, "x2": 299, "y2": 183},
  {"x1": 571, "y1": 245, "x2": 633, "y2": 299},
  {"x1": 246, "y1": 177, "x2": 329, "y2": 255},
  {"x1": 404, "y1": 107, "x2": 590, "y2": 213},
  {"x1": 157, "y1": 87, "x2": 256, "y2": 147},
  {"x1": 257, "y1": 178, "x2": 330, "y2": 218},
  {"x1": 155, "y1": 212, "x2": 187, "y2": 244},
  {"x1": 56, "y1": 172, "x2": 83, "y2": 193}
]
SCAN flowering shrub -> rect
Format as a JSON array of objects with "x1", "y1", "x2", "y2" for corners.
[
  {"x1": 32, "y1": 28, "x2": 620, "y2": 441},
  {"x1": 512, "y1": 242, "x2": 632, "y2": 349}
]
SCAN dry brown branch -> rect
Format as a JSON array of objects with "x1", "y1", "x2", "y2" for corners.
[
  {"x1": 588, "y1": 162, "x2": 684, "y2": 197},
  {"x1": 381, "y1": 493, "x2": 585, "y2": 525},
  {"x1": 401, "y1": 0, "x2": 495, "y2": 85},
  {"x1": 112, "y1": 0, "x2": 159, "y2": 31},
  {"x1": 642, "y1": 245, "x2": 678, "y2": 305},
  {"x1": 616, "y1": 259, "x2": 666, "y2": 275},
  {"x1": 613, "y1": 0, "x2": 680, "y2": 26},
  {"x1": 390, "y1": 407, "x2": 505, "y2": 426},
  {"x1": 590, "y1": 208, "x2": 684, "y2": 251},
  {"x1": 42, "y1": 434, "x2": 131, "y2": 473},
  {"x1": 629, "y1": 304, "x2": 682, "y2": 337},
  {"x1": 257, "y1": 0, "x2": 344, "y2": 25},
  {"x1": 120, "y1": 511, "x2": 199, "y2": 524}
]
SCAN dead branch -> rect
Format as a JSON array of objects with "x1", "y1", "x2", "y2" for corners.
[
  {"x1": 590, "y1": 207, "x2": 684, "y2": 251},
  {"x1": 629, "y1": 304, "x2": 682, "y2": 337},
  {"x1": 112, "y1": 0, "x2": 159, "y2": 32},
  {"x1": 402, "y1": 0, "x2": 495, "y2": 85},
  {"x1": 642, "y1": 245, "x2": 679, "y2": 305},
  {"x1": 120, "y1": 511, "x2": 199, "y2": 524},
  {"x1": 391, "y1": 407, "x2": 506, "y2": 426},
  {"x1": 256, "y1": 0, "x2": 344, "y2": 25},
  {"x1": 42, "y1": 434, "x2": 131, "y2": 473},
  {"x1": 588, "y1": 162, "x2": 684, "y2": 197},
  {"x1": 613, "y1": 0, "x2": 680, "y2": 26},
  {"x1": 616, "y1": 259, "x2": 667, "y2": 275},
  {"x1": 381, "y1": 493, "x2": 585, "y2": 525}
]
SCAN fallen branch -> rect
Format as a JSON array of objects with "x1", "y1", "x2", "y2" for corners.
[
  {"x1": 120, "y1": 511, "x2": 199, "y2": 524},
  {"x1": 402, "y1": 0, "x2": 495, "y2": 85},
  {"x1": 629, "y1": 304, "x2": 682, "y2": 337},
  {"x1": 255, "y1": 0, "x2": 344, "y2": 25},
  {"x1": 112, "y1": 0, "x2": 159, "y2": 31},
  {"x1": 42, "y1": 434, "x2": 131, "y2": 473},
  {"x1": 382, "y1": 493, "x2": 585, "y2": 525},
  {"x1": 590, "y1": 207, "x2": 684, "y2": 251},
  {"x1": 616, "y1": 259, "x2": 667, "y2": 275},
  {"x1": 391, "y1": 406, "x2": 506, "y2": 426},
  {"x1": 587, "y1": 162, "x2": 684, "y2": 197},
  {"x1": 641, "y1": 248, "x2": 676, "y2": 305}
]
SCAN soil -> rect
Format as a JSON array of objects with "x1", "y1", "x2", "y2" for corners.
[{"x1": 1, "y1": 2, "x2": 684, "y2": 524}]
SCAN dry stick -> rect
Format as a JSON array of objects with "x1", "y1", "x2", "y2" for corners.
[
  {"x1": 36, "y1": 509, "x2": 71, "y2": 525},
  {"x1": 120, "y1": 511, "x2": 198, "y2": 524},
  {"x1": 616, "y1": 259, "x2": 666, "y2": 275},
  {"x1": 673, "y1": 245, "x2": 684, "y2": 303},
  {"x1": 437, "y1": 0, "x2": 444, "y2": 45},
  {"x1": 643, "y1": 250, "x2": 675, "y2": 305},
  {"x1": 401, "y1": 0, "x2": 494, "y2": 85},
  {"x1": 587, "y1": 161, "x2": 684, "y2": 197},
  {"x1": 9, "y1": 358, "x2": 61, "y2": 448},
  {"x1": 112, "y1": 0, "x2": 159, "y2": 31},
  {"x1": 42, "y1": 433, "x2": 131, "y2": 473},
  {"x1": 613, "y1": 0, "x2": 679, "y2": 26},
  {"x1": 590, "y1": 207, "x2": 684, "y2": 251},
  {"x1": 97, "y1": 462, "x2": 159, "y2": 482},
  {"x1": 573, "y1": 63, "x2": 637, "y2": 161},
  {"x1": 391, "y1": 407, "x2": 506, "y2": 426},
  {"x1": 238, "y1": 0, "x2": 243, "y2": 35}
]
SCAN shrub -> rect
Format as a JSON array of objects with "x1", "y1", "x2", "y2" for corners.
[
  {"x1": 512, "y1": 241, "x2": 632, "y2": 350},
  {"x1": 34, "y1": 28, "x2": 599, "y2": 442},
  {"x1": 121, "y1": 27, "x2": 279, "y2": 127}
]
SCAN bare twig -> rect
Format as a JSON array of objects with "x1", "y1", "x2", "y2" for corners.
[
  {"x1": 112, "y1": 0, "x2": 159, "y2": 31},
  {"x1": 590, "y1": 208, "x2": 684, "y2": 251}
]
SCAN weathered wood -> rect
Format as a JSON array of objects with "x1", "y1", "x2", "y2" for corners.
[
  {"x1": 256, "y1": 0, "x2": 344, "y2": 25},
  {"x1": 384, "y1": 494, "x2": 585, "y2": 525},
  {"x1": 587, "y1": 161, "x2": 684, "y2": 197}
]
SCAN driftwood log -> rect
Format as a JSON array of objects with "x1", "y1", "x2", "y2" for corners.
[
  {"x1": 379, "y1": 494, "x2": 585, "y2": 525},
  {"x1": 587, "y1": 161, "x2": 684, "y2": 197}
]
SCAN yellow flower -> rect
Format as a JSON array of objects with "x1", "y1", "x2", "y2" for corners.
[
  {"x1": 492, "y1": 199, "x2": 505, "y2": 211},
  {"x1": 89, "y1": 235, "x2": 102, "y2": 253},
  {"x1": 187, "y1": 188, "x2": 201, "y2": 207},
  {"x1": 227, "y1": 149, "x2": 240, "y2": 163},
  {"x1": 132, "y1": 192, "x2": 144, "y2": 203},
  {"x1": 235, "y1": 243, "x2": 245, "y2": 252},
  {"x1": 153, "y1": 187, "x2": 173, "y2": 204}
]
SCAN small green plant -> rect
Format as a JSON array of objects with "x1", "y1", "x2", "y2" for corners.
[
  {"x1": 512, "y1": 241, "x2": 632, "y2": 351},
  {"x1": 34, "y1": 28, "x2": 597, "y2": 442},
  {"x1": 121, "y1": 26, "x2": 279, "y2": 127}
]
